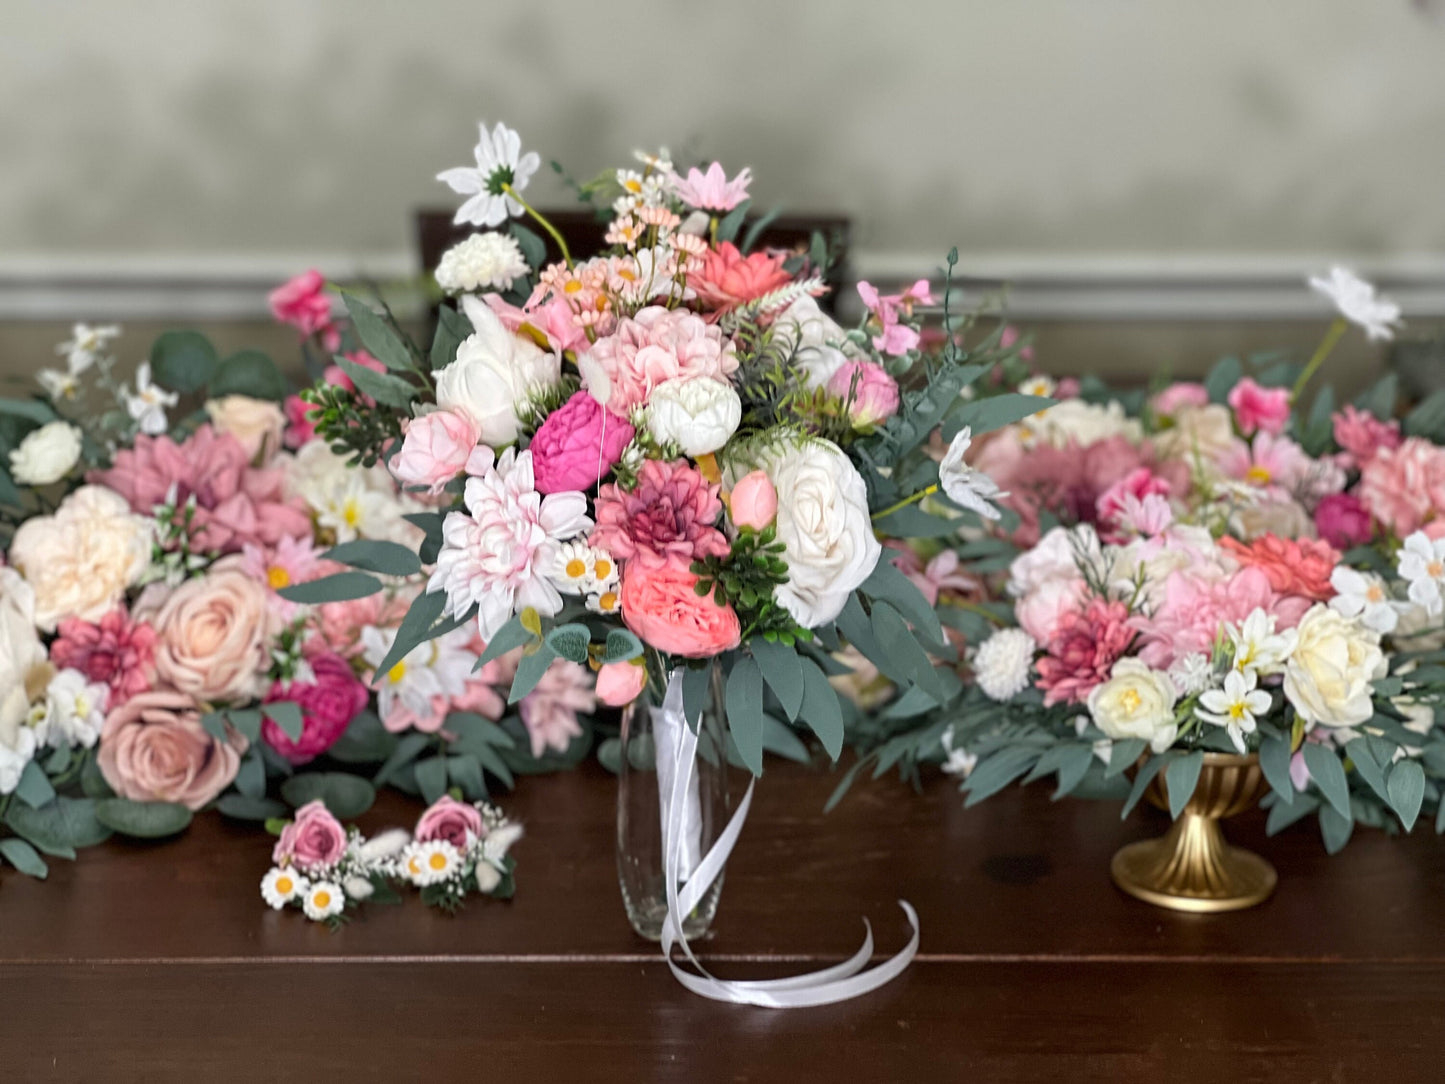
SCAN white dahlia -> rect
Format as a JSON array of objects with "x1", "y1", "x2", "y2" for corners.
[{"x1": 434, "y1": 232, "x2": 529, "y2": 294}]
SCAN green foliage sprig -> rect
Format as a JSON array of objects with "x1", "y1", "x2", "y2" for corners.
[
  {"x1": 299, "y1": 383, "x2": 403, "y2": 469},
  {"x1": 692, "y1": 525, "x2": 812, "y2": 646}
]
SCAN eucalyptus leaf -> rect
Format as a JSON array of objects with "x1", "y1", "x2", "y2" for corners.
[
  {"x1": 337, "y1": 356, "x2": 417, "y2": 410},
  {"x1": 508, "y1": 644, "x2": 558, "y2": 704},
  {"x1": 602, "y1": 628, "x2": 644, "y2": 665},
  {"x1": 13, "y1": 760, "x2": 56, "y2": 809},
  {"x1": 1302, "y1": 743, "x2": 1352, "y2": 820},
  {"x1": 726, "y1": 656, "x2": 765, "y2": 776},
  {"x1": 1165, "y1": 751, "x2": 1204, "y2": 820},
  {"x1": 4, "y1": 797, "x2": 111, "y2": 851},
  {"x1": 278, "y1": 571, "x2": 384, "y2": 605},
  {"x1": 261, "y1": 700, "x2": 305, "y2": 742},
  {"x1": 210, "y1": 350, "x2": 286, "y2": 401},
  {"x1": 323, "y1": 539, "x2": 422, "y2": 578},
  {"x1": 280, "y1": 773, "x2": 376, "y2": 819},
  {"x1": 0, "y1": 837, "x2": 47, "y2": 878},
  {"x1": 1259, "y1": 733, "x2": 1296, "y2": 804},
  {"x1": 414, "y1": 756, "x2": 449, "y2": 804},
  {"x1": 149, "y1": 330, "x2": 219, "y2": 394},
  {"x1": 430, "y1": 304, "x2": 473, "y2": 370},
  {"x1": 94, "y1": 799, "x2": 193, "y2": 839},
  {"x1": 798, "y1": 657, "x2": 845, "y2": 761},
  {"x1": 751, "y1": 637, "x2": 804, "y2": 720},
  {"x1": 477, "y1": 614, "x2": 533, "y2": 669},
  {"x1": 1386, "y1": 758, "x2": 1425, "y2": 831},
  {"x1": 342, "y1": 292, "x2": 415, "y2": 373},
  {"x1": 545, "y1": 623, "x2": 592, "y2": 665}
]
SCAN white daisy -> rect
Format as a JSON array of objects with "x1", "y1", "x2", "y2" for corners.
[
  {"x1": 553, "y1": 540, "x2": 599, "y2": 595},
  {"x1": 1397, "y1": 531, "x2": 1445, "y2": 618},
  {"x1": 302, "y1": 880, "x2": 346, "y2": 921},
  {"x1": 434, "y1": 232, "x2": 529, "y2": 294},
  {"x1": 937, "y1": 427, "x2": 1005, "y2": 521},
  {"x1": 1017, "y1": 375, "x2": 1056, "y2": 399},
  {"x1": 971, "y1": 627, "x2": 1036, "y2": 701},
  {"x1": 633, "y1": 147, "x2": 673, "y2": 174},
  {"x1": 1329, "y1": 566, "x2": 1400, "y2": 634},
  {"x1": 1308, "y1": 266, "x2": 1403, "y2": 342},
  {"x1": 124, "y1": 362, "x2": 178, "y2": 436},
  {"x1": 260, "y1": 866, "x2": 307, "y2": 910},
  {"x1": 1227, "y1": 609, "x2": 1297, "y2": 679},
  {"x1": 1196, "y1": 669, "x2": 1271, "y2": 754},
  {"x1": 437, "y1": 121, "x2": 541, "y2": 228},
  {"x1": 403, "y1": 840, "x2": 462, "y2": 886},
  {"x1": 360, "y1": 624, "x2": 475, "y2": 726},
  {"x1": 586, "y1": 584, "x2": 623, "y2": 616},
  {"x1": 57, "y1": 322, "x2": 120, "y2": 372}
]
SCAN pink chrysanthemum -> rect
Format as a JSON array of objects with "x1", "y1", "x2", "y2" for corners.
[
  {"x1": 667, "y1": 162, "x2": 752, "y2": 212},
  {"x1": 1034, "y1": 597, "x2": 1134, "y2": 706},
  {"x1": 240, "y1": 536, "x2": 326, "y2": 618},
  {"x1": 49, "y1": 609, "x2": 158, "y2": 710},
  {"x1": 519, "y1": 657, "x2": 597, "y2": 757},
  {"x1": 577, "y1": 306, "x2": 738, "y2": 415},
  {"x1": 592, "y1": 459, "x2": 731, "y2": 572}
]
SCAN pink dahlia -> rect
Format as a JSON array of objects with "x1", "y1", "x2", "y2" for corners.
[
  {"x1": 668, "y1": 162, "x2": 753, "y2": 213},
  {"x1": 691, "y1": 243, "x2": 795, "y2": 313},
  {"x1": 261, "y1": 651, "x2": 370, "y2": 765},
  {"x1": 93, "y1": 425, "x2": 311, "y2": 553},
  {"x1": 529, "y1": 391, "x2": 635, "y2": 494},
  {"x1": 1333, "y1": 405, "x2": 1401, "y2": 468},
  {"x1": 578, "y1": 306, "x2": 738, "y2": 416},
  {"x1": 49, "y1": 609, "x2": 157, "y2": 710},
  {"x1": 1034, "y1": 597, "x2": 1134, "y2": 706},
  {"x1": 592, "y1": 459, "x2": 731, "y2": 572},
  {"x1": 519, "y1": 657, "x2": 596, "y2": 757},
  {"x1": 268, "y1": 270, "x2": 339, "y2": 351}
]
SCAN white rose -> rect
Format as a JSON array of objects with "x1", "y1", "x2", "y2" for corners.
[
  {"x1": 8, "y1": 421, "x2": 83, "y2": 485},
  {"x1": 757, "y1": 438, "x2": 881, "y2": 628},
  {"x1": 0, "y1": 567, "x2": 49, "y2": 742},
  {"x1": 1032, "y1": 399, "x2": 1142, "y2": 448},
  {"x1": 437, "y1": 295, "x2": 560, "y2": 447},
  {"x1": 774, "y1": 296, "x2": 858, "y2": 389},
  {"x1": 205, "y1": 395, "x2": 286, "y2": 462},
  {"x1": 7, "y1": 485, "x2": 153, "y2": 631},
  {"x1": 645, "y1": 376, "x2": 741, "y2": 456},
  {"x1": 1155, "y1": 404, "x2": 1236, "y2": 466},
  {"x1": 1087, "y1": 659, "x2": 1180, "y2": 752},
  {"x1": 1283, "y1": 604, "x2": 1386, "y2": 729}
]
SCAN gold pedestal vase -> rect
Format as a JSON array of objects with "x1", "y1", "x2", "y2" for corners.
[{"x1": 1111, "y1": 752, "x2": 1277, "y2": 913}]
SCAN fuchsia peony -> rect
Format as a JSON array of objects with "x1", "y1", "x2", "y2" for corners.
[
  {"x1": 391, "y1": 409, "x2": 481, "y2": 495},
  {"x1": 49, "y1": 609, "x2": 157, "y2": 710},
  {"x1": 1220, "y1": 534, "x2": 1339, "y2": 603},
  {"x1": 1357, "y1": 437, "x2": 1445, "y2": 538},
  {"x1": 414, "y1": 795, "x2": 485, "y2": 849},
  {"x1": 261, "y1": 652, "x2": 370, "y2": 765},
  {"x1": 1034, "y1": 597, "x2": 1134, "y2": 706},
  {"x1": 269, "y1": 270, "x2": 339, "y2": 350},
  {"x1": 1314, "y1": 492, "x2": 1373, "y2": 550},
  {"x1": 1227, "y1": 377, "x2": 1291, "y2": 436},
  {"x1": 578, "y1": 305, "x2": 738, "y2": 415},
  {"x1": 592, "y1": 459, "x2": 731, "y2": 571},
  {"x1": 621, "y1": 565, "x2": 742, "y2": 658},
  {"x1": 828, "y1": 361, "x2": 901, "y2": 427},
  {"x1": 272, "y1": 799, "x2": 347, "y2": 870},
  {"x1": 691, "y1": 243, "x2": 795, "y2": 312},
  {"x1": 1333, "y1": 405, "x2": 1401, "y2": 468},
  {"x1": 529, "y1": 391, "x2": 635, "y2": 495},
  {"x1": 94, "y1": 425, "x2": 311, "y2": 553}
]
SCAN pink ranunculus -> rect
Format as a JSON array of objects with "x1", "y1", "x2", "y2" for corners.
[
  {"x1": 1333, "y1": 404, "x2": 1401, "y2": 468},
  {"x1": 1358, "y1": 437, "x2": 1445, "y2": 538},
  {"x1": 529, "y1": 391, "x2": 635, "y2": 495},
  {"x1": 1227, "y1": 377, "x2": 1291, "y2": 436},
  {"x1": 92, "y1": 425, "x2": 311, "y2": 553},
  {"x1": 1034, "y1": 597, "x2": 1134, "y2": 706},
  {"x1": 261, "y1": 652, "x2": 370, "y2": 765},
  {"x1": 1314, "y1": 492, "x2": 1373, "y2": 550},
  {"x1": 1134, "y1": 567, "x2": 1278, "y2": 670},
  {"x1": 1219, "y1": 534, "x2": 1339, "y2": 603},
  {"x1": 592, "y1": 459, "x2": 731, "y2": 571},
  {"x1": 269, "y1": 270, "x2": 340, "y2": 352},
  {"x1": 98, "y1": 689, "x2": 245, "y2": 810},
  {"x1": 595, "y1": 660, "x2": 647, "y2": 707},
  {"x1": 1095, "y1": 467, "x2": 1173, "y2": 544},
  {"x1": 691, "y1": 243, "x2": 795, "y2": 312},
  {"x1": 621, "y1": 565, "x2": 742, "y2": 658},
  {"x1": 272, "y1": 799, "x2": 348, "y2": 871},
  {"x1": 1151, "y1": 382, "x2": 1210, "y2": 417},
  {"x1": 414, "y1": 795, "x2": 485, "y2": 849},
  {"x1": 390, "y1": 409, "x2": 481, "y2": 496},
  {"x1": 578, "y1": 306, "x2": 738, "y2": 415},
  {"x1": 729, "y1": 470, "x2": 777, "y2": 530},
  {"x1": 1015, "y1": 576, "x2": 1088, "y2": 645},
  {"x1": 828, "y1": 361, "x2": 901, "y2": 427},
  {"x1": 49, "y1": 609, "x2": 157, "y2": 710},
  {"x1": 519, "y1": 657, "x2": 595, "y2": 757}
]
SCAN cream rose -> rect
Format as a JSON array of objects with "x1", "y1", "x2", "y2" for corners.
[
  {"x1": 145, "y1": 566, "x2": 276, "y2": 702},
  {"x1": 1155, "y1": 404, "x2": 1236, "y2": 466},
  {"x1": 436, "y1": 295, "x2": 560, "y2": 447},
  {"x1": 9, "y1": 420, "x2": 83, "y2": 485},
  {"x1": 8, "y1": 485, "x2": 152, "y2": 631},
  {"x1": 1087, "y1": 659, "x2": 1179, "y2": 752},
  {"x1": 0, "y1": 567, "x2": 49, "y2": 742},
  {"x1": 1283, "y1": 604, "x2": 1386, "y2": 729},
  {"x1": 756, "y1": 438, "x2": 881, "y2": 628},
  {"x1": 645, "y1": 376, "x2": 742, "y2": 456},
  {"x1": 206, "y1": 395, "x2": 286, "y2": 462}
]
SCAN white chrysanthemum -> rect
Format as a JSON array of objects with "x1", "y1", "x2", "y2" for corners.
[
  {"x1": 434, "y1": 232, "x2": 529, "y2": 294},
  {"x1": 437, "y1": 121, "x2": 540, "y2": 228},
  {"x1": 1167, "y1": 653, "x2": 1214, "y2": 697},
  {"x1": 260, "y1": 866, "x2": 307, "y2": 910},
  {"x1": 972, "y1": 628, "x2": 1037, "y2": 701},
  {"x1": 938, "y1": 427, "x2": 1005, "y2": 521},
  {"x1": 403, "y1": 840, "x2": 462, "y2": 887},
  {"x1": 302, "y1": 880, "x2": 345, "y2": 921},
  {"x1": 1309, "y1": 266, "x2": 1403, "y2": 342}
]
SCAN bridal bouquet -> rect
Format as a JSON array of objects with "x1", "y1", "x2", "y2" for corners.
[{"x1": 851, "y1": 270, "x2": 1445, "y2": 853}]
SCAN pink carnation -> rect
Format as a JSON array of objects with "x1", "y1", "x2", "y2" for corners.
[
  {"x1": 1358, "y1": 437, "x2": 1445, "y2": 538},
  {"x1": 1333, "y1": 405, "x2": 1401, "y2": 468},
  {"x1": 592, "y1": 459, "x2": 731, "y2": 571},
  {"x1": 529, "y1": 391, "x2": 635, "y2": 494},
  {"x1": 1151, "y1": 382, "x2": 1210, "y2": 416},
  {"x1": 579, "y1": 306, "x2": 738, "y2": 415},
  {"x1": 93, "y1": 425, "x2": 311, "y2": 553},
  {"x1": 1227, "y1": 377, "x2": 1291, "y2": 436},
  {"x1": 1134, "y1": 568, "x2": 1279, "y2": 670},
  {"x1": 269, "y1": 270, "x2": 339, "y2": 352},
  {"x1": 1314, "y1": 492, "x2": 1373, "y2": 550},
  {"x1": 1034, "y1": 597, "x2": 1134, "y2": 706},
  {"x1": 691, "y1": 243, "x2": 795, "y2": 312},
  {"x1": 261, "y1": 652, "x2": 370, "y2": 765},
  {"x1": 828, "y1": 361, "x2": 901, "y2": 427},
  {"x1": 49, "y1": 609, "x2": 157, "y2": 710}
]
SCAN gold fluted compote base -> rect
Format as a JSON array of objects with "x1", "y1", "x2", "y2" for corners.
[{"x1": 1111, "y1": 752, "x2": 1277, "y2": 913}]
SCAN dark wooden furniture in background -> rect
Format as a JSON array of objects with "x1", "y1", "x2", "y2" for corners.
[{"x1": 3, "y1": 759, "x2": 1444, "y2": 1080}]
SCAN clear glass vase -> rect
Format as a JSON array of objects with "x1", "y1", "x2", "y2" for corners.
[{"x1": 616, "y1": 662, "x2": 730, "y2": 942}]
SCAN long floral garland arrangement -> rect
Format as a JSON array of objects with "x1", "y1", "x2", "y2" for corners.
[
  {"x1": 850, "y1": 271, "x2": 1445, "y2": 852},
  {"x1": 0, "y1": 123, "x2": 1030, "y2": 912}
]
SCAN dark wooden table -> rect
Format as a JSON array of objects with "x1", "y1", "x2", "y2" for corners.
[{"x1": 3, "y1": 758, "x2": 1444, "y2": 1082}]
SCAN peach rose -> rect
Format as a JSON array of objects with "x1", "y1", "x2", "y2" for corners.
[
  {"x1": 205, "y1": 395, "x2": 287, "y2": 463},
  {"x1": 98, "y1": 688, "x2": 245, "y2": 809},
  {"x1": 147, "y1": 567, "x2": 276, "y2": 702},
  {"x1": 595, "y1": 660, "x2": 648, "y2": 706},
  {"x1": 621, "y1": 565, "x2": 741, "y2": 658}
]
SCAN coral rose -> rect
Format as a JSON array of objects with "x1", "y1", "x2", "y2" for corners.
[
  {"x1": 272, "y1": 799, "x2": 348, "y2": 870},
  {"x1": 621, "y1": 566, "x2": 741, "y2": 658},
  {"x1": 98, "y1": 688, "x2": 245, "y2": 809},
  {"x1": 529, "y1": 391, "x2": 635, "y2": 495},
  {"x1": 415, "y1": 794, "x2": 485, "y2": 849},
  {"x1": 261, "y1": 652, "x2": 369, "y2": 764},
  {"x1": 145, "y1": 567, "x2": 276, "y2": 702}
]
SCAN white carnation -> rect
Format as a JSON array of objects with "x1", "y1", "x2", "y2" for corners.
[
  {"x1": 8, "y1": 421, "x2": 82, "y2": 486},
  {"x1": 972, "y1": 628, "x2": 1036, "y2": 701},
  {"x1": 645, "y1": 376, "x2": 741, "y2": 456},
  {"x1": 41, "y1": 668, "x2": 108, "y2": 749},
  {"x1": 436, "y1": 296, "x2": 560, "y2": 447},
  {"x1": 435, "y1": 232, "x2": 530, "y2": 294}
]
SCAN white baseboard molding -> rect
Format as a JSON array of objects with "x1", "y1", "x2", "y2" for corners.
[{"x1": 2, "y1": 251, "x2": 1444, "y2": 323}]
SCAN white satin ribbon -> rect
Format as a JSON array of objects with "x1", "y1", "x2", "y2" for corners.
[{"x1": 656, "y1": 671, "x2": 920, "y2": 1008}]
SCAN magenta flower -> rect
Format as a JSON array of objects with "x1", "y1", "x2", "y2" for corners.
[
  {"x1": 668, "y1": 162, "x2": 752, "y2": 212},
  {"x1": 49, "y1": 609, "x2": 157, "y2": 710},
  {"x1": 268, "y1": 270, "x2": 339, "y2": 352},
  {"x1": 261, "y1": 652, "x2": 370, "y2": 765},
  {"x1": 1034, "y1": 597, "x2": 1134, "y2": 706},
  {"x1": 592, "y1": 459, "x2": 731, "y2": 571},
  {"x1": 1227, "y1": 377, "x2": 1292, "y2": 436},
  {"x1": 529, "y1": 391, "x2": 635, "y2": 494},
  {"x1": 1314, "y1": 492, "x2": 1373, "y2": 549}
]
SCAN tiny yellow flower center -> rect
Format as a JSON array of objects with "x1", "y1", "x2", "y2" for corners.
[
  {"x1": 1230, "y1": 702, "x2": 1247, "y2": 721},
  {"x1": 1246, "y1": 465, "x2": 1273, "y2": 486},
  {"x1": 593, "y1": 558, "x2": 612, "y2": 580},
  {"x1": 387, "y1": 661, "x2": 408, "y2": 684},
  {"x1": 267, "y1": 565, "x2": 292, "y2": 590},
  {"x1": 1119, "y1": 688, "x2": 1142, "y2": 715},
  {"x1": 276, "y1": 875, "x2": 294, "y2": 895},
  {"x1": 1366, "y1": 583, "x2": 1384, "y2": 602},
  {"x1": 313, "y1": 890, "x2": 331, "y2": 909},
  {"x1": 599, "y1": 591, "x2": 618, "y2": 611},
  {"x1": 428, "y1": 852, "x2": 449, "y2": 871},
  {"x1": 1430, "y1": 561, "x2": 1444, "y2": 579},
  {"x1": 565, "y1": 558, "x2": 587, "y2": 579},
  {"x1": 407, "y1": 856, "x2": 421, "y2": 876},
  {"x1": 564, "y1": 279, "x2": 583, "y2": 295},
  {"x1": 343, "y1": 497, "x2": 361, "y2": 528},
  {"x1": 624, "y1": 178, "x2": 642, "y2": 194}
]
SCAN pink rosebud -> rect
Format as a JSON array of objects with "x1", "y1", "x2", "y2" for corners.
[
  {"x1": 272, "y1": 799, "x2": 348, "y2": 871},
  {"x1": 529, "y1": 391, "x2": 635, "y2": 495},
  {"x1": 828, "y1": 361, "x2": 901, "y2": 428},
  {"x1": 1313, "y1": 492, "x2": 1372, "y2": 549},
  {"x1": 268, "y1": 270, "x2": 339, "y2": 351},
  {"x1": 390, "y1": 409, "x2": 481, "y2": 495},
  {"x1": 283, "y1": 395, "x2": 318, "y2": 448},
  {"x1": 1227, "y1": 377, "x2": 1292, "y2": 436},
  {"x1": 595, "y1": 660, "x2": 648, "y2": 707},
  {"x1": 1151, "y1": 382, "x2": 1210, "y2": 416},
  {"x1": 729, "y1": 470, "x2": 778, "y2": 531},
  {"x1": 261, "y1": 652, "x2": 370, "y2": 765},
  {"x1": 414, "y1": 795, "x2": 485, "y2": 850}
]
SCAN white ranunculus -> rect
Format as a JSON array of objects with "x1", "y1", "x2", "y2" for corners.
[
  {"x1": 1032, "y1": 399, "x2": 1142, "y2": 448},
  {"x1": 645, "y1": 376, "x2": 741, "y2": 456},
  {"x1": 1087, "y1": 659, "x2": 1179, "y2": 753},
  {"x1": 759, "y1": 438, "x2": 881, "y2": 628},
  {"x1": 1283, "y1": 604, "x2": 1386, "y2": 729},
  {"x1": 0, "y1": 567, "x2": 48, "y2": 744},
  {"x1": 437, "y1": 295, "x2": 560, "y2": 447},
  {"x1": 774, "y1": 295, "x2": 858, "y2": 389},
  {"x1": 8, "y1": 421, "x2": 83, "y2": 485}
]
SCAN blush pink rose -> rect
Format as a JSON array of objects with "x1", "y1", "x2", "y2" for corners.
[
  {"x1": 1333, "y1": 405, "x2": 1401, "y2": 467},
  {"x1": 272, "y1": 799, "x2": 348, "y2": 871},
  {"x1": 145, "y1": 567, "x2": 276, "y2": 703},
  {"x1": 595, "y1": 660, "x2": 648, "y2": 707},
  {"x1": 1151, "y1": 382, "x2": 1210, "y2": 416},
  {"x1": 621, "y1": 566, "x2": 742, "y2": 658},
  {"x1": 414, "y1": 795, "x2": 485, "y2": 849},
  {"x1": 729, "y1": 470, "x2": 778, "y2": 530},
  {"x1": 98, "y1": 689, "x2": 245, "y2": 810},
  {"x1": 1358, "y1": 437, "x2": 1445, "y2": 537},
  {"x1": 1314, "y1": 492, "x2": 1373, "y2": 550},
  {"x1": 529, "y1": 391, "x2": 635, "y2": 495},
  {"x1": 261, "y1": 652, "x2": 370, "y2": 765},
  {"x1": 828, "y1": 361, "x2": 901, "y2": 427},
  {"x1": 1227, "y1": 377, "x2": 1291, "y2": 436},
  {"x1": 269, "y1": 270, "x2": 340, "y2": 351},
  {"x1": 390, "y1": 409, "x2": 481, "y2": 496}
]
